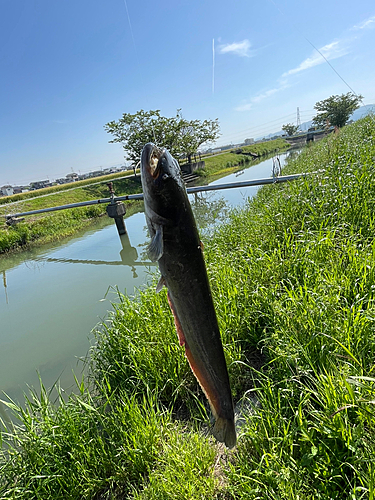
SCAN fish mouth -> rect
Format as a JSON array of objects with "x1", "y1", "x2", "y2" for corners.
[{"x1": 142, "y1": 143, "x2": 164, "y2": 179}]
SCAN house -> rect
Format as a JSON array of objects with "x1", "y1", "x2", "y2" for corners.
[
  {"x1": 0, "y1": 185, "x2": 14, "y2": 196},
  {"x1": 13, "y1": 186, "x2": 29, "y2": 194},
  {"x1": 89, "y1": 170, "x2": 103, "y2": 178},
  {"x1": 30, "y1": 180, "x2": 51, "y2": 190},
  {"x1": 66, "y1": 173, "x2": 79, "y2": 182}
]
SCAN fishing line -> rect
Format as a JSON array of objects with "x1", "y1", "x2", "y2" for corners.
[{"x1": 267, "y1": 0, "x2": 359, "y2": 95}]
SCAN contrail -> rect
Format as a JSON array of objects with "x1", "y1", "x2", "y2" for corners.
[
  {"x1": 212, "y1": 38, "x2": 215, "y2": 94},
  {"x1": 123, "y1": 0, "x2": 137, "y2": 57}
]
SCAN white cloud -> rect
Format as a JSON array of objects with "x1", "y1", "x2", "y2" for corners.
[
  {"x1": 235, "y1": 37, "x2": 349, "y2": 112},
  {"x1": 282, "y1": 40, "x2": 349, "y2": 77},
  {"x1": 234, "y1": 17, "x2": 369, "y2": 112},
  {"x1": 251, "y1": 87, "x2": 283, "y2": 103},
  {"x1": 235, "y1": 102, "x2": 253, "y2": 112},
  {"x1": 219, "y1": 39, "x2": 252, "y2": 57},
  {"x1": 235, "y1": 84, "x2": 289, "y2": 111},
  {"x1": 352, "y1": 15, "x2": 375, "y2": 30},
  {"x1": 235, "y1": 79, "x2": 290, "y2": 111}
]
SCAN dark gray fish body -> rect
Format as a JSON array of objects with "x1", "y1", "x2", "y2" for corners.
[{"x1": 140, "y1": 143, "x2": 236, "y2": 448}]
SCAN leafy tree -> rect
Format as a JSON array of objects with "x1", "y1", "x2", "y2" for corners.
[
  {"x1": 105, "y1": 109, "x2": 220, "y2": 164},
  {"x1": 312, "y1": 92, "x2": 363, "y2": 128},
  {"x1": 282, "y1": 123, "x2": 299, "y2": 136}
]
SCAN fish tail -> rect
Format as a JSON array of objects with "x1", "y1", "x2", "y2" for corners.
[{"x1": 213, "y1": 416, "x2": 237, "y2": 449}]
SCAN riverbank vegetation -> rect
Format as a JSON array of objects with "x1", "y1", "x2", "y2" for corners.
[
  {"x1": 0, "y1": 169, "x2": 132, "y2": 206},
  {"x1": 0, "y1": 174, "x2": 143, "y2": 254},
  {"x1": 199, "y1": 137, "x2": 289, "y2": 176},
  {"x1": 2, "y1": 117, "x2": 374, "y2": 497},
  {"x1": 0, "y1": 138, "x2": 287, "y2": 255}
]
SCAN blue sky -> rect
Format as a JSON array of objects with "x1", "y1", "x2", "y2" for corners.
[{"x1": 1, "y1": 0, "x2": 375, "y2": 185}]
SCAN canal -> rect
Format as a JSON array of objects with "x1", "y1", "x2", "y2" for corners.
[{"x1": 0, "y1": 153, "x2": 289, "y2": 408}]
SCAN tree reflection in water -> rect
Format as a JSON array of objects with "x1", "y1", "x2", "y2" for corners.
[
  {"x1": 30, "y1": 232, "x2": 156, "y2": 279},
  {"x1": 190, "y1": 192, "x2": 230, "y2": 235}
]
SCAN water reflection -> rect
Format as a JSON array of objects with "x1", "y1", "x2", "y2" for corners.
[
  {"x1": 32, "y1": 233, "x2": 156, "y2": 279},
  {"x1": 2, "y1": 270, "x2": 8, "y2": 304},
  {"x1": 190, "y1": 192, "x2": 230, "y2": 234}
]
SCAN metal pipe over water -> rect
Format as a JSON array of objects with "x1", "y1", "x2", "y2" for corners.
[{"x1": 4, "y1": 173, "x2": 309, "y2": 224}]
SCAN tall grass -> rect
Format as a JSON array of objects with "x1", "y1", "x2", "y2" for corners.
[
  {"x1": 1, "y1": 117, "x2": 375, "y2": 498},
  {"x1": 1, "y1": 381, "x2": 173, "y2": 499}
]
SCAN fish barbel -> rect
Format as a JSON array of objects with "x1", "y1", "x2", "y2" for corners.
[{"x1": 140, "y1": 143, "x2": 236, "y2": 448}]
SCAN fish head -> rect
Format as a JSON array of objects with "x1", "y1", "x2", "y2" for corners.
[
  {"x1": 141, "y1": 143, "x2": 186, "y2": 220},
  {"x1": 141, "y1": 143, "x2": 183, "y2": 185}
]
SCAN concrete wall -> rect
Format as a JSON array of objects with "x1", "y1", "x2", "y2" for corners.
[{"x1": 180, "y1": 160, "x2": 205, "y2": 174}]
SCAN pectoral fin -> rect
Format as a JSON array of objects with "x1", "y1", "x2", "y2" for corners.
[
  {"x1": 148, "y1": 225, "x2": 163, "y2": 261},
  {"x1": 156, "y1": 276, "x2": 166, "y2": 293}
]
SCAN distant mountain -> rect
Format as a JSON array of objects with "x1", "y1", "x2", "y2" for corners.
[
  {"x1": 350, "y1": 104, "x2": 375, "y2": 121},
  {"x1": 258, "y1": 104, "x2": 375, "y2": 141}
]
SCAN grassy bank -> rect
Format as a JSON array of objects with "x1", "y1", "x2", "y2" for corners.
[
  {"x1": 200, "y1": 138, "x2": 288, "y2": 176},
  {"x1": 2, "y1": 119, "x2": 375, "y2": 498},
  {"x1": 0, "y1": 175, "x2": 143, "y2": 254},
  {"x1": 0, "y1": 170, "x2": 134, "y2": 207},
  {"x1": 0, "y1": 138, "x2": 287, "y2": 255}
]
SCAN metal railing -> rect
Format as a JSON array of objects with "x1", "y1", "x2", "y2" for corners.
[{"x1": 4, "y1": 173, "x2": 310, "y2": 221}]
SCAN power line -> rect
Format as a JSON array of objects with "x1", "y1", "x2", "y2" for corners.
[
  {"x1": 220, "y1": 112, "x2": 296, "y2": 139},
  {"x1": 218, "y1": 109, "x2": 315, "y2": 143}
]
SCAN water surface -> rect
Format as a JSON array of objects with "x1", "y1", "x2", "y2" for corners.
[{"x1": 0, "y1": 153, "x2": 288, "y2": 406}]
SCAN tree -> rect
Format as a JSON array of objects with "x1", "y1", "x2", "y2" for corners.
[
  {"x1": 104, "y1": 109, "x2": 220, "y2": 164},
  {"x1": 312, "y1": 92, "x2": 363, "y2": 129},
  {"x1": 244, "y1": 138, "x2": 254, "y2": 145},
  {"x1": 282, "y1": 123, "x2": 299, "y2": 136}
]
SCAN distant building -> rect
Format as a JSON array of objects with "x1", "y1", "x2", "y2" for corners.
[
  {"x1": 0, "y1": 185, "x2": 14, "y2": 196},
  {"x1": 30, "y1": 180, "x2": 51, "y2": 190},
  {"x1": 77, "y1": 173, "x2": 90, "y2": 180},
  {"x1": 66, "y1": 173, "x2": 79, "y2": 182},
  {"x1": 13, "y1": 186, "x2": 29, "y2": 194}
]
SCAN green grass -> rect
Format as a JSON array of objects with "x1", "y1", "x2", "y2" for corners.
[
  {"x1": 0, "y1": 170, "x2": 135, "y2": 206},
  {"x1": 0, "y1": 138, "x2": 287, "y2": 255},
  {"x1": 200, "y1": 138, "x2": 289, "y2": 176},
  {"x1": 2, "y1": 117, "x2": 375, "y2": 498},
  {"x1": 0, "y1": 175, "x2": 143, "y2": 254}
]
